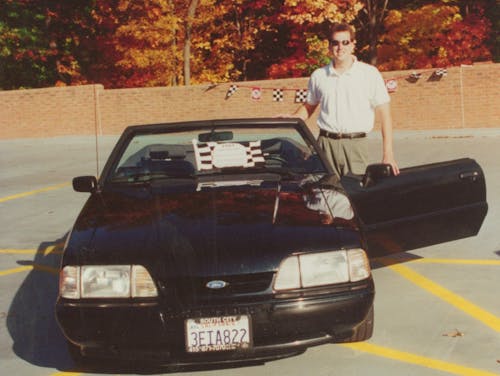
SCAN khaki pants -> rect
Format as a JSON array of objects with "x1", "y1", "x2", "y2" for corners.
[{"x1": 317, "y1": 136, "x2": 368, "y2": 177}]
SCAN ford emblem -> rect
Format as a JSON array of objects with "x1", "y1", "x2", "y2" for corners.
[{"x1": 206, "y1": 280, "x2": 228, "y2": 289}]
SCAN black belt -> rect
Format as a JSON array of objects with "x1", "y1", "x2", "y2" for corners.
[{"x1": 319, "y1": 130, "x2": 366, "y2": 139}]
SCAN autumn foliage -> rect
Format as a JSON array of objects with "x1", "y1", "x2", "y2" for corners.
[
  {"x1": 0, "y1": 0, "x2": 495, "y2": 89},
  {"x1": 377, "y1": 3, "x2": 491, "y2": 70}
]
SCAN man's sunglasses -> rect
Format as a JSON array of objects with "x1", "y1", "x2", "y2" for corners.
[{"x1": 331, "y1": 40, "x2": 351, "y2": 47}]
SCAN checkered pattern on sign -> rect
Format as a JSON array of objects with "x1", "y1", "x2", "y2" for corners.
[
  {"x1": 225, "y1": 84, "x2": 238, "y2": 99},
  {"x1": 435, "y1": 68, "x2": 447, "y2": 77},
  {"x1": 192, "y1": 140, "x2": 265, "y2": 170},
  {"x1": 244, "y1": 141, "x2": 265, "y2": 166},
  {"x1": 295, "y1": 89, "x2": 308, "y2": 103},
  {"x1": 272, "y1": 89, "x2": 284, "y2": 102}
]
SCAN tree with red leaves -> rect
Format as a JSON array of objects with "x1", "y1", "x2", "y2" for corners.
[{"x1": 377, "y1": 2, "x2": 491, "y2": 70}]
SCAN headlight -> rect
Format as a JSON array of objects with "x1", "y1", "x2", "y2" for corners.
[
  {"x1": 274, "y1": 249, "x2": 370, "y2": 291},
  {"x1": 81, "y1": 265, "x2": 131, "y2": 298},
  {"x1": 300, "y1": 251, "x2": 350, "y2": 287},
  {"x1": 59, "y1": 265, "x2": 158, "y2": 299}
]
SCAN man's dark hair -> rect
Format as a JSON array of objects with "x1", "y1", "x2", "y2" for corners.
[{"x1": 329, "y1": 22, "x2": 356, "y2": 42}]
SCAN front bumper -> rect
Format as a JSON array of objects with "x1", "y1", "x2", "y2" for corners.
[{"x1": 56, "y1": 280, "x2": 374, "y2": 364}]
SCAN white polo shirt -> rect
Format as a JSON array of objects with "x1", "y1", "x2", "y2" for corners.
[{"x1": 307, "y1": 58, "x2": 390, "y2": 133}]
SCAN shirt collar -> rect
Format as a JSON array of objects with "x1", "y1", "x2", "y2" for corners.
[{"x1": 327, "y1": 56, "x2": 359, "y2": 76}]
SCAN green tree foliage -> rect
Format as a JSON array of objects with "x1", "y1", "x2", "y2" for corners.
[{"x1": 0, "y1": 0, "x2": 95, "y2": 89}]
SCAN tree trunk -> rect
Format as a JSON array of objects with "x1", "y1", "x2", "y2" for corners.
[
  {"x1": 183, "y1": 0, "x2": 199, "y2": 85},
  {"x1": 360, "y1": 0, "x2": 388, "y2": 66}
]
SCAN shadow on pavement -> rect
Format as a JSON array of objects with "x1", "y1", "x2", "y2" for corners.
[
  {"x1": 6, "y1": 236, "x2": 74, "y2": 371},
  {"x1": 73, "y1": 359, "x2": 267, "y2": 375}
]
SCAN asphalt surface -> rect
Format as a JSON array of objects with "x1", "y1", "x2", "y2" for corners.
[{"x1": 1, "y1": 129, "x2": 500, "y2": 376}]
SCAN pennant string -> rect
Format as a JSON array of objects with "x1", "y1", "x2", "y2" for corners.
[{"x1": 219, "y1": 66, "x2": 450, "y2": 100}]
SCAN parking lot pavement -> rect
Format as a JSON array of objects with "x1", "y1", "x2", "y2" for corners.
[{"x1": 0, "y1": 130, "x2": 499, "y2": 376}]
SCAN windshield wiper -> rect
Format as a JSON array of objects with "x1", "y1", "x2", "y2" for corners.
[
  {"x1": 110, "y1": 172, "x2": 194, "y2": 184},
  {"x1": 243, "y1": 166, "x2": 306, "y2": 180}
]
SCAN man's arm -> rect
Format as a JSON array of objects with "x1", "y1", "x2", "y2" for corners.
[{"x1": 376, "y1": 102, "x2": 400, "y2": 175}]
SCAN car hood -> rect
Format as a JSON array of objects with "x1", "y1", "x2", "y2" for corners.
[{"x1": 65, "y1": 175, "x2": 359, "y2": 277}]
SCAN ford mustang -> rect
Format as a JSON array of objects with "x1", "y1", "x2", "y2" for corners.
[{"x1": 55, "y1": 118, "x2": 487, "y2": 366}]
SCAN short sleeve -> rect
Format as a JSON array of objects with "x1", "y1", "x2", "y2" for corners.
[{"x1": 371, "y1": 69, "x2": 390, "y2": 107}]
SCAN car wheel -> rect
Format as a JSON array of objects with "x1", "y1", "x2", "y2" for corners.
[{"x1": 335, "y1": 306, "x2": 374, "y2": 343}]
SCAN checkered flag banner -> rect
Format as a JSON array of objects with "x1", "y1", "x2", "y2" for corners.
[
  {"x1": 192, "y1": 139, "x2": 265, "y2": 171},
  {"x1": 435, "y1": 68, "x2": 448, "y2": 77},
  {"x1": 225, "y1": 84, "x2": 238, "y2": 99},
  {"x1": 410, "y1": 72, "x2": 422, "y2": 80},
  {"x1": 295, "y1": 89, "x2": 308, "y2": 103},
  {"x1": 272, "y1": 89, "x2": 284, "y2": 102}
]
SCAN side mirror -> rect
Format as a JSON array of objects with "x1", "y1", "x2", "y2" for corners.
[
  {"x1": 362, "y1": 164, "x2": 393, "y2": 188},
  {"x1": 73, "y1": 176, "x2": 98, "y2": 193}
]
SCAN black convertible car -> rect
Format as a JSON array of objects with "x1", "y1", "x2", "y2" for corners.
[{"x1": 56, "y1": 118, "x2": 487, "y2": 366}]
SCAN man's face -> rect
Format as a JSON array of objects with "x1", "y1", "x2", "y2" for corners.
[{"x1": 330, "y1": 31, "x2": 355, "y2": 63}]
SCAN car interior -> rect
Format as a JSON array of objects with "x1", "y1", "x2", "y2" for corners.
[{"x1": 111, "y1": 136, "x2": 324, "y2": 182}]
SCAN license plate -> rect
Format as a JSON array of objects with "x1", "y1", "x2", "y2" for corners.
[{"x1": 185, "y1": 315, "x2": 251, "y2": 353}]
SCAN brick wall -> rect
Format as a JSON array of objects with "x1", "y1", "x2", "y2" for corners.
[
  {"x1": 0, "y1": 85, "x2": 100, "y2": 138},
  {"x1": 1, "y1": 63, "x2": 498, "y2": 139}
]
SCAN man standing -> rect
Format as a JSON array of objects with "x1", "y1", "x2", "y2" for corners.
[{"x1": 293, "y1": 22, "x2": 399, "y2": 177}]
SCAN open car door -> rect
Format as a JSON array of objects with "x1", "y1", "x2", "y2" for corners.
[{"x1": 341, "y1": 158, "x2": 488, "y2": 258}]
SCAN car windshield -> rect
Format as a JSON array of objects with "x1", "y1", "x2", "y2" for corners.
[{"x1": 109, "y1": 124, "x2": 326, "y2": 183}]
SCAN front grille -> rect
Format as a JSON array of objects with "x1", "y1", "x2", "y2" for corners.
[
  {"x1": 162, "y1": 304, "x2": 270, "y2": 320},
  {"x1": 159, "y1": 272, "x2": 274, "y2": 305}
]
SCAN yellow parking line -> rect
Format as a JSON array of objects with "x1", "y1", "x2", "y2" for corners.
[
  {"x1": 374, "y1": 256, "x2": 500, "y2": 267},
  {"x1": 342, "y1": 342, "x2": 498, "y2": 376},
  {"x1": 0, "y1": 265, "x2": 32, "y2": 277},
  {"x1": 0, "y1": 249, "x2": 40, "y2": 255},
  {"x1": 0, "y1": 264, "x2": 59, "y2": 277},
  {"x1": 388, "y1": 263, "x2": 500, "y2": 332},
  {"x1": 0, "y1": 247, "x2": 63, "y2": 255},
  {"x1": 0, "y1": 182, "x2": 70, "y2": 203},
  {"x1": 50, "y1": 372, "x2": 81, "y2": 376},
  {"x1": 412, "y1": 259, "x2": 500, "y2": 266}
]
